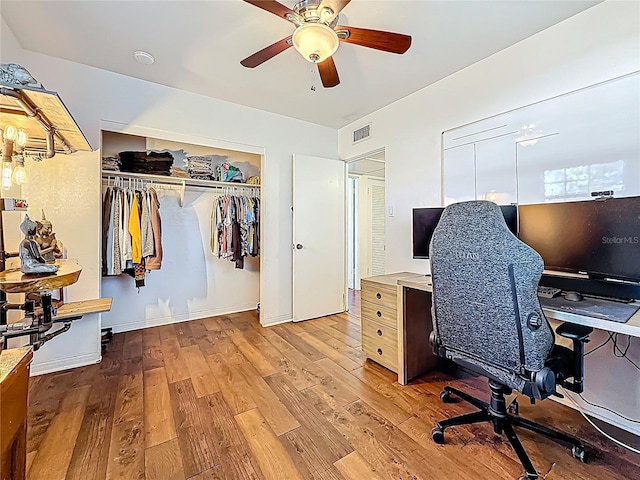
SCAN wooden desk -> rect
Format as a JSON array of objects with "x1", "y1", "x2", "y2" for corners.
[
  {"x1": 396, "y1": 274, "x2": 640, "y2": 386},
  {"x1": 397, "y1": 275, "x2": 436, "y2": 385},
  {"x1": 1, "y1": 347, "x2": 32, "y2": 480}
]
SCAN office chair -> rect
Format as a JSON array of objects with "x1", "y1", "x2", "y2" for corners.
[{"x1": 428, "y1": 201, "x2": 593, "y2": 480}]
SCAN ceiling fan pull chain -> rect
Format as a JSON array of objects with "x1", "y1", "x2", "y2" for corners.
[{"x1": 310, "y1": 65, "x2": 318, "y2": 92}]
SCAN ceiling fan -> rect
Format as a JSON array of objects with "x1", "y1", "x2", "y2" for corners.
[{"x1": 240, "y1": 0, "x2": 412, "y2": 88}]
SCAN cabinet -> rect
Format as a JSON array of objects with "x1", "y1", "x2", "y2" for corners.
[
  {"x1": 360, "y1": 272, "x2": 430, "y2": 373},
  {"x1": 0, "y1": 347, "x2": 32, "y2": 480},
  {"x1": 361, "y1": 275, "x2": 400, "y2": 372},
  {"x1": 442, "y1": 73, "x2": 640, "y2": 205},
  {"x1": 361, "y1": 272, "x2": 441, "y2": 384}
]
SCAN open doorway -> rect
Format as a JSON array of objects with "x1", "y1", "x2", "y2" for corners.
[{"x1": 347, "y1": 149, "x2": 386, "y2": 308}]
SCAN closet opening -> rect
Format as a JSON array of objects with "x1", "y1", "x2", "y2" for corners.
[
  {"x1": 100, "y1": 125, "x2": 263, "y2": 334},
  {"x1": 346, "y1": 150, "x2": 386, "y2": 310}
]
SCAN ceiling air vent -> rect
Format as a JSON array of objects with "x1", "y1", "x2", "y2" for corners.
[{"x1": 352, "y1": 123, "x2": 371, "y2": 144}]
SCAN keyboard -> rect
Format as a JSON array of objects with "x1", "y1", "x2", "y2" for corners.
[{"x1": 537, "y1": 286, "x2": 562, "y2": 299}]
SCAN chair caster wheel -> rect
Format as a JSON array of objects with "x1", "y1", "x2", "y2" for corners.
[
  {"x1": 432, "y1": 427, "x2": 445, "y2": 444},
  {"x1": 440, "y1": 390, "x2": 455, "y2": 403},
  {"x1": 507, "y1": 398, "x2": 519, "y2": 415},
  {"x1": 572, "y1": 445, "x2": 588, "y2": 463}
]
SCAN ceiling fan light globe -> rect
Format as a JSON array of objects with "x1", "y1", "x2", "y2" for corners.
[{"x1": 292, "y1": 23, "x2": 339, "y2": 63}]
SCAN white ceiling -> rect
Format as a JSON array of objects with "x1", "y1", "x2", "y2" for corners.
[
  {"x1": 349, "y1": 157, "x2": 385, "y2": 177},
  {"x1": 1, "y1": 0, "x2": 600, "y2": 129}
]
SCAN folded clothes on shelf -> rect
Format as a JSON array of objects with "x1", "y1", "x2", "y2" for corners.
[
  {"x1": 102, "y1": 156, "x2": 121, "y2": 171},
  {"x1": 119, "y1": 151, "x2": 174, "y2": 175}
]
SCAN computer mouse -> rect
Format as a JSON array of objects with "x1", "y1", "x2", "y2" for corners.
[{"x1": 564, "y1": 291, "x2": 583, "y2": 302}]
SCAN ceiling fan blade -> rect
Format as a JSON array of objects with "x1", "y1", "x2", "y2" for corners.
[
  {"x1": 243, "y1": 0, "x2": 299, "y2": 23},
  {"x1": 318, "y1": 0, "x2": 351, "y2": 23},
  {"x1": 336, "y1": 26, "x2": 412, "y2": 54},
  {"x1": 318, "y1": 57, "x2": 340, "y2": 88},
  {"x1": 241, "y1": 36, "x2": 292, "y2": 68}
]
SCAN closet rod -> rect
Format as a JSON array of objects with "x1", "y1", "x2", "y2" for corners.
[
  {"x1": 100, "y1": 170, "x2": 261, "y2": 190},
  {"x1": 102, "y1": 173, "x2": 260, "y2": 208}
]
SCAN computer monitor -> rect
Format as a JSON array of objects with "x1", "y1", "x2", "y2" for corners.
[
  {"x1": 518, "y1": 196, "x2": 640, "y2": 283},
  {"x1": 412, "y1": 204, "x2": 518, "y2": 259}
]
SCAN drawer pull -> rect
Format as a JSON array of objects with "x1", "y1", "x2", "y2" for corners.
[
  {"x1": 376, "y1": 293, "x2": 382, "y2": 299},
  {"x1": 377, "y1": 348, "x2": 383, "y2": 355},
  {"x1": 377, "y1": 329, "x2": 382, "y2": 336},
  {"x1": 376, "y1": 311, "x2": 382, "y2": 318}
]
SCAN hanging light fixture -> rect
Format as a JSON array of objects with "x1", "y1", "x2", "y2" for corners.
[
  {"x1": 11, "y1": 154, "x2": 27, "y2": 186},
  {"x1": 292, "y1": 23, "x2": 339, "y2": 63},
  {"x1": 1, "y1": 160, "x2": 12, "y2": 191},
  {"x1": 1, "y1": 126, "x2": 28, "y2": 187}
]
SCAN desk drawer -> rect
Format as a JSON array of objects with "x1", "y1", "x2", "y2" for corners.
[
  {"x1": 361, "y1": 282, "x2": 397, "y2": 310},
  {"x1": 362, "y1": 319, "x2": 398, "y2": 372},
  {"x1": 361, "y1": 301, "x2": 397, "y2": 328}
]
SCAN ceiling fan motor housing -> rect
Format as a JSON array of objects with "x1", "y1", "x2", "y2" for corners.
[{"x1": 294, "y1": 0, "x2": 339, "y2": 27}]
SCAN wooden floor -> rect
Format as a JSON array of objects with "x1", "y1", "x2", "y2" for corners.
[{"x1": 25, "y1": 304, "x2": 639, "y2": 479}]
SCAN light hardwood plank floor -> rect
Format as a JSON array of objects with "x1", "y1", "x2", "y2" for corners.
[{"x1": 24, "y1": 305, "x2": 640, "y2": 479}]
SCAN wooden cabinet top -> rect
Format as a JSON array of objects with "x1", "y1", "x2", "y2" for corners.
[
  {"x1": 361, "y1": 272, "x2": 426, "y2": 288},
  {"x1": 0, "y1": 347, "x2": 32, "y2": 384}
]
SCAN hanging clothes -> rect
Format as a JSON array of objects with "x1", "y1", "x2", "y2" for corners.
[
  {"x1": 102, "y1": 181, "x2": 163, "y2": 287},
  {"x1": 146, "y1": 188, "x2": 163, "y2": 270},
  {"x1": 102, "y1": 187, "x2": 113, "y2": 276},
  {"x1": 211, "y1": 193, "x2": 260, "y2": 269}
]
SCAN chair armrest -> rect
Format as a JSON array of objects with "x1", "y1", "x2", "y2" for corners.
[
  {"x1": 556, "y1": 323, "x2": 593, "y2": 342},
  {"x1": 555, "y1": 322, "x2": 593, "y2": 394}
]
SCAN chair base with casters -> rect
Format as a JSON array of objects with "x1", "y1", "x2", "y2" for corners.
[{"x1": 431, "y1": 379, "x2": 588, "y2": 480}]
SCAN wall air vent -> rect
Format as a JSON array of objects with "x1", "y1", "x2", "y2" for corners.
[{"x1": 352, "y1": 123, "x2": 371, "y2": 144}]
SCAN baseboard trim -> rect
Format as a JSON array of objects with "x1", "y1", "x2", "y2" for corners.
[
  {"x1": 105, "y1": 304, "x2": 259, "y2": 333},
  {"x1": 31, "y1": 352, "x2": 101, "y2": 376},
  {"x1": 261, "y1": 314, "x2": 292, "y2": 327}
]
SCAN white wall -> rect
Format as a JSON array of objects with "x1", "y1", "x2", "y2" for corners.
[
  {"x1": 338, "y1": 0, "x2": 639, "y2": 275},
  {"x1": 23, "y1": 152, "x2": 102, "y2": 375},
  {"x1": 2, "y1": 16, "x2": 338, "y2": 371},
  {"x1": 338, "y1": 0, "x2": 640, "y2": 435}
]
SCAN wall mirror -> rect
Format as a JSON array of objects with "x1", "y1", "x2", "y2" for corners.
[{"x1": 442, "y1": 72, "x2": 640, "y2": 205}]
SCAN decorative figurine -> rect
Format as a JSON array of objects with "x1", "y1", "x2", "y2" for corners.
[
  {"x1": 19, "y1": 214, "x2": 58, "y2": 274},
  {"x1": 35, "y1": 210, "x2": 63, "y2": 262},
  {"x1": 0, "y1": 63, "x2": 42, "y2": 88}
]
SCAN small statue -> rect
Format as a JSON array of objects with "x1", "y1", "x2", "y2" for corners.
[
  {"x1": 0, "y1": 63, "x2": 42, "y2": 88},
  {"x1": 35, "y1": 210, "x2": 63, "y2": 262},
  {"x1": 19, "y1": 215, "x2": 58, "y2": 275}
]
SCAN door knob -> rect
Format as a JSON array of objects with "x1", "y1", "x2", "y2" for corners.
[{"x1": 296, "y1": 244, "x2": 304, "y2": 249}]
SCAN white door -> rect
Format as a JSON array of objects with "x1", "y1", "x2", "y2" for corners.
[
  {"x1": 293, "y1": 154, "x2": 346, "y2": 322},
  {"x1": 369, "y1": 178, "x2": 386, "y2": 276}
]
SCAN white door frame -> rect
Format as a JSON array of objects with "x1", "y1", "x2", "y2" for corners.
[{"x1": 345, "y1": 148, "x2": 386, "y2": 300}]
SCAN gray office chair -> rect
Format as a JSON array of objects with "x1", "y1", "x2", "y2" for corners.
[{"x1": 429, "y1": 201, "x2": 593, "y2": 480}]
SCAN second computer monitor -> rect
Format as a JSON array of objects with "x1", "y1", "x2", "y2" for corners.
[{"x1": 413, "y1": 204, "x2": 517, "y2": 259}]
